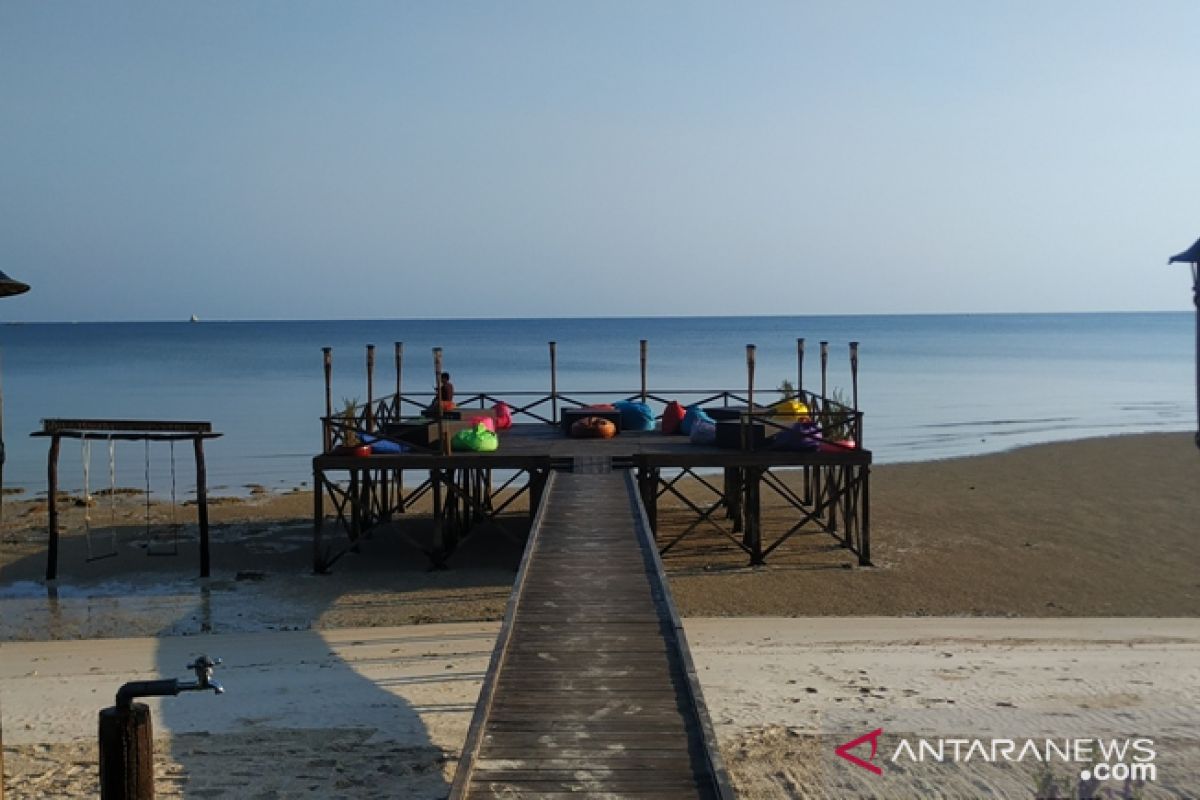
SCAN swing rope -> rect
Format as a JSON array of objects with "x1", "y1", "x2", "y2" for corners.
[
  {"x1": 82, "y1": 438, "x2": 117, "y2": 561},
  {"x1": 145, "y1": 438, "x2": 179, "y2": 556}
]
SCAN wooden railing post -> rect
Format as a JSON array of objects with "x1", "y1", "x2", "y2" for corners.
[
  {"x1": 549, "y1": 341, "x2": 558, "y2": 424},
  {"x1": 394, "y1": 342, "x2": 403, "y2": 420},
  {"x1": 796, "y1": 337, "x2": 805, "y2": 397},
  {"x1": 366, "y1": 344, "x2": 376, "y2": 433},
  {"x1": 819, "y1": 341, "x2": 829, "y2": 399},
  {"x1": 433, "y1": 348, "x2": 448, "y2": 455},
  {"x1": 640, "y1": 339, "x2": 648, "y2": 403},
  {"x1": 322, "y1": 347, "x2": 333, "y2": 453}
]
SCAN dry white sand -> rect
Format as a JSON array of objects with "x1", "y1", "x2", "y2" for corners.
[{"x1": 4, "y1": 618, "x2": 1198, "y2": 799}]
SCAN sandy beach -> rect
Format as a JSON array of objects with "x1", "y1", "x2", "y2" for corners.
[
  {"x1": 3, "y1": 619, "x2": 1198, "y2": 798},
  {"x1": 2, "y1": 432, "x2": 1199, "y2": 797}
]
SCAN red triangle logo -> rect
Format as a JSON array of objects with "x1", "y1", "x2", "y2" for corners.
[{"x1": 835, "y1": 728, "x2": 884, "y2": 775}]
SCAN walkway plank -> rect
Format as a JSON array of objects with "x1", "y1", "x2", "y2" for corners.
[{"x1": 451, "y1": 469, "x2": 731, "y2": 799}]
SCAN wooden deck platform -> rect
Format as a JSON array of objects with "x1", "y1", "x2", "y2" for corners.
[
  {"x1": 450, "y1": 467, "x2": 732, "y2": 799},
  {"x1": 312, "y1": 423, "x2": 872, "y2": 572}
]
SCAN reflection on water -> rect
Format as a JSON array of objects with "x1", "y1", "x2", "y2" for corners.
[{"x1": 1, "y1": 578, "x2": 310, "y2": 640}]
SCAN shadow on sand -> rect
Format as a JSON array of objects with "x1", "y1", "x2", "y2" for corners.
[{"x1": 0, "y1": 506, "x2": 528, "y2": 799}]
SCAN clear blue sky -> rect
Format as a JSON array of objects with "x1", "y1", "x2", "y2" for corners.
[{"x1": 1, "y1": 1, "x2": 1197, "y2": 321}]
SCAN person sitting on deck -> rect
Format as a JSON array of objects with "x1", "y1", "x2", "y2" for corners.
[{"x1": 427, "y1": 372, "x2": 455, "y2": 415}]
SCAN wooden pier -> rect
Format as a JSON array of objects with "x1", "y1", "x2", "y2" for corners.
[
  {"x1": 450, "y1": 465, "x2": 732, "y2": 799},
  {"x1": 312, "y1": 339, "x2": 872, "y2": 571}
]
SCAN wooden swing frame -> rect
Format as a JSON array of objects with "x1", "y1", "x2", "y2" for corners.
[{"x1": 33, "y1": 419, "x2": 222, "y2": 581}]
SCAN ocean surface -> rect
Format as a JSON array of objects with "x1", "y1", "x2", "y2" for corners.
[{"x1": 0, "y1": 313, "x2": 1193, "y2": 497}]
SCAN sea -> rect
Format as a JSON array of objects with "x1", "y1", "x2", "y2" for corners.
[{"x1": 0, "y1": 313, "x2": 1193, "y2": 498}]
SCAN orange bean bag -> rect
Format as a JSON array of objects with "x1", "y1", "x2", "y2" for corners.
[{"x1": 570, "y1": 416, "x2": 618, "y2": 439}]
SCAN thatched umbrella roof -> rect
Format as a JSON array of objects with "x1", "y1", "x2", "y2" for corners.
[
  {"x1": 0, "y1": 271, "x2": 30, "y2": 298},
  {"x1": 1168, "y1": 238, "x2": 1200, "y2": 265}
]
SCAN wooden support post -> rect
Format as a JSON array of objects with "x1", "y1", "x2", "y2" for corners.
[
  {"x1": 548, "y1": 341, "x2": 558, "y2": 424},
  {"x1": 349, "y1": 469, "x2": 361, "y2": 549},
  {"x1": 860, "y1": 466, "x2": 872, "y2": 565},
  {"x1": 46, "y1": 434, "x2": 60, "y2": 582},
  {"x1": 637, "y1": 465, "x2": 658, "y2": 536},
  {"x1": 313, "y1": 467, "x2": 326, "y2": 573},
  {"x1": 322, "y1": 347, "x2": 333, "y2": 453},
  {"x1": 820, "y1": 341, "x2": 829, "y2": 399},
  {"x1": 797, "y1": 337, "x2": 805, "y2": 397},
  {"x1": 431, "y1": 468, "x2": 445, "y2": 565},
  {"x1": 746, "y1": 468, "x2": 763, "y2": 566},
  {"x1": 98, "y1": 703, "x2": 154, "y2": 800},
  {"x1": 725, "y1": 467, "x2": 743, "y2": 533},
  {"x1": 528, "y1": 468, "x2": 547, "y2": 521},
  {"x1": 193, "y1": 437, "x2": 210, "y2": 579},
  {"x1": 366, "y1": 344, "x2": 376, "y2": 433},
  {"x1": 639, "y1": 339, "x2": 648, "y2": 403}
]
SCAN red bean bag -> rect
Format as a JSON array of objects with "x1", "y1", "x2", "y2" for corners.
[
  {"x1": 661, "y1": 401, "x2": 686, "y2": 435},
  {"x1": 492, "y1": 401, "x2": 513, "y2": 430},
  {"x1": 570, "y1": 416, "x2": 618, "y2": 439}
]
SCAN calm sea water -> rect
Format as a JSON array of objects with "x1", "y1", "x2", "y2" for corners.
[{"x1": 0, "y1": 313, "x2": 1193, "y2": 496}]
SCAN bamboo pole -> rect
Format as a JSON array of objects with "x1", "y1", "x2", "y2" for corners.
[
  {"x1": 365, "y1": 344, "x2": 376, "y2": 433},
  {"x1": 640, "y1": 339, "x2": 648, "y2": 403},
  {"x1": 322, "y1": 347, "x2": 333, "y2": 453},
  {"x1": 548, "y1": 341, "x2": 558, "y2": 424}
]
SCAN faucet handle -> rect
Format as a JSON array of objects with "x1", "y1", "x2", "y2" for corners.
[{"x1": 186, "y1": 655, "x2": 223, "y2": 690}]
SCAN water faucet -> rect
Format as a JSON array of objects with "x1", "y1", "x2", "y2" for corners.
[{"x1": 115, "y1": 655, "x2": 225, "y2": 710}]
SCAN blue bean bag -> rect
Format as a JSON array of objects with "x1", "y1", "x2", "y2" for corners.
[
  {"x1": 360, "y1": 433, "x2": 409, "y2": 454},
  {"x1": 770, "y1": 421, "x2": 821, "y2": 452},
  {"x1": 680, "y1": 405, "x2": 714, "y2": 436},
  {"x1": 689, "y1": 417, "x2": 718, "y2": 445},
  {"x1": 613, "y1": 400, "x2": 655, "y2": 432}
]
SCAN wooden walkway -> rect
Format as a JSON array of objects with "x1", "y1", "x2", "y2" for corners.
[{"x1": 450, "y1": 464, "x2": 732, "y2": 799}]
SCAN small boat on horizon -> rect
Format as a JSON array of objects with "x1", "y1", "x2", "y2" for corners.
[{"x1": 190, "y1": 314, "x2": 200, "y2": 323}]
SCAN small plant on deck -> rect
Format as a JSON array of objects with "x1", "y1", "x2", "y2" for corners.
[
  {"x1": 817, "y1": 388, "x2": 855, "y2": 444},
  {"x1": 340, "y1": 398, "x2": 361, "y2": 447}
]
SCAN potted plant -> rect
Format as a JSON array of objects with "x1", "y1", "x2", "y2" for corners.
[
  {"x1": 333, "y1": 398, "x2": 371, "y2": 456},
  {"x1": 769, "y1": 378, "x2": 809, "y2": 419},
  {"x1": 817, "y1": 388, "x2": 856, "y2": 451}
]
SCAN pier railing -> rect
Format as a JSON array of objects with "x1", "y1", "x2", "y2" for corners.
[{"x1": 321, "y1": 387, "x2": 862, "y2": 454}]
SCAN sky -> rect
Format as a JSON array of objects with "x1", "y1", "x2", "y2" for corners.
[{"x1": 1, "y1": 1, "x2": 1198, "y2": 322}]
